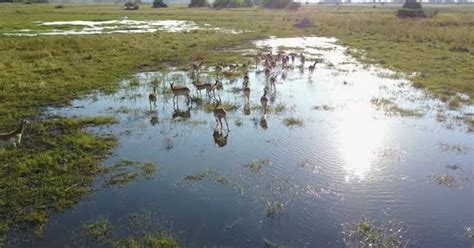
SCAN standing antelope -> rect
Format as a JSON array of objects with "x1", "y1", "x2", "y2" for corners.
[
  {"x1": 192, "y1": 80, "x2": 210, "y2": 97},
  {"x1": 309, "y1": 60, "x2": 318, "y2": 72},
  {"x1": 269, "y1": 76, "x2": 276, "y2": 92},
  {"x1": 149, "y1": 86, "x2": 157, "y2": 109},
  {"x1": 260, "y1": 87, "x2": 269, "y2": 115},
  {"x1": 213, "y1": 100, "x2": 229, "y2": 131},
  {"x1": 191, "y1": 60, "x2": 204, "y2": 72},
  {"x1": 170, "y1": 82, "x2": 191, "y2": 107},
  {"x1": 243, "y1": 81, "x2": 250, "y2": 105},
  {"x1": 0, "y1": 119, "x2": 28, "y2": 148},
  {"x1": 300, "y1": 53, "x2": 305, "y2": 67}
]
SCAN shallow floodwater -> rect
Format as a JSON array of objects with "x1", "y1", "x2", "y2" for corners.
[
  {"x1": 3, "y1": 19, "x2": 244, "y2": 36},
  {"x1": 26, "y1": 37, "x2": 473, "y2": 247}
]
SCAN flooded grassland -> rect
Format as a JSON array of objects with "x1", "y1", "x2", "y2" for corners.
[
  {"x1": 0, "y1": 4, "x2": 473, "y2": 248},
  {"x1": 15, "y1": 37, "x2": 472, "y2": 247}
]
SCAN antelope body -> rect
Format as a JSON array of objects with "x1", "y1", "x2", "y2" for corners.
[{"x1": 0, "y1": 120, "x2": 28, "y2": 148}]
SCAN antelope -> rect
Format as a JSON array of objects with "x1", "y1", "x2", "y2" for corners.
[
  {"x1": 149, "y1": 86, "x2": 157, "y2": 108},
  {"x1": 228, "y1": 64, "x2": 238, "y2": 71},
  {"x1": 243, "y1": 81, "x2": 250, "y2": 105},
  {"x1": 243, "y1": 74, "x2": 249, "y2": 84},
  {"x1": 192, "y1": 80, "x2": 211, "y2": 97},
  {"x1": 191, "y1": 60, "x2": 204, "y2": 72},
  {"x1": 260, "y1": 87, "x2": 269, "y2": 115},
  {"x1": 264, "y1": 67, "x2": 271, "y2": 77},
  {"x1": 213, "y1": 100, "x2": 229, "y2": 131},
  {"x1": 300, "y1": 53, "x2": 305, "y2": 67},
  {"x1": 170, "y1": 82, "x2": 191, "y2": 106},
  {"x1": 290, "y1": 53, "x2": 296, "y2": 63},
  {"x1": 215, "y1": 65, "x2": 223, "y2": 78},
  {"x1": 309, "y1": 60, "x2": 318, "y2": 72},
  {"x1": 269, "y1": 76, "x2": 276, "y2": 91},
  {"x1": 0, "y1": 119, "x2": 28, "y2": 148}
]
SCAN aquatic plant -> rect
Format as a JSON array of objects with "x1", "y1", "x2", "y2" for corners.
[
  {"x1": 344, "y1": 217, "x2": 407, "y2": 248},
  {"x1": 178, "y1": 168, "x2": 229, "y2": 187},
  {"x1": 83, "y1": 217, "x2": 110, "y2": 241},
  {"x1": 104, "y1": 160, "x2": 158, "y2": 186},
  {"x1": 283, "y1": 117, "x2": 303, "y2": 127},
  {"x1": 243, "y1": 159, "x2": 270, "y2": 173},
  {"x1": 265, "y1": 201, "x2": 284, "y2": 218},
  {"x1": 465, "y1": 226, "x2": 474, "y2": 241}
]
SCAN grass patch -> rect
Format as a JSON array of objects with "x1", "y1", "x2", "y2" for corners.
[
  {"x1": 0, "y1": 117, "x2": 116, "y2": 239},
  {"x1": 243, "y1": 159, "x2": 270, "y2": 173},
  {"x1": 282, "y1": 117, "x2": 303, "y2": 127},
  {"x1": 83, "y1": 217, "x2": 110, "y2": 242},
  {"x1": 344, "y1": 217, "x2": 407, "y2": 248},
  {"x1": 178, "y1": 167, "x2": 229, "y2": 187},
  {"x1": 371, "y1": 97, "x2": 424, "y2": 117},
  {"x1": 104, "y1": 160, "x2": 158, "y2": 186}
]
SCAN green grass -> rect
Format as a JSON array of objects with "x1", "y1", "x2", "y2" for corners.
[{"x1": 0, "y1": 2, "x2": 473, "y2": 244}]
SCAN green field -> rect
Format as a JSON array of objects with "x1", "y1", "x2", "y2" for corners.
[{"x1": 0, "y1": 3, "x2": 473, "y2": 244}]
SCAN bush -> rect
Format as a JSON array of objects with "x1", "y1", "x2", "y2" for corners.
[
  {"x1": 124, "y1": 2, "x2": 139, "y2": 10},
  {"x1": 213, "y1": 0, "x2": 252, "y2": 8},
  {"x1": 189, "y1": 0, "x2": 208, "y2": 7},
  {"x1": 397, "y1": 8, "x2": 426, "y2": 18},
  {"x1": 54, "y1": 4, "x2": 63, "y2": 8},
  {"x1": 402, "y1": 0, "x2": 422, "y2": 9},
  {"x1": 286, "y1": 1, "x2": 300, "y2": 10},
  {"x1": 152, "y1": 0, "x2": 167, "y2": 8},
  {"x1": 261, "y1": 0, "x2": 290, "y2": 8},
  {"x1": 294, "y1": 17, "x2": 313, "y2": 28}
]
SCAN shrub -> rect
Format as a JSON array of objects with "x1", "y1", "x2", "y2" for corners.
[
  {"x1": 213, "y1": 0, "x2": 251, "y2": 8},
  {"x1": 294, "y1": 17, "x2": 313, "y2": 28},
  {"x1": 397, "y1": 8, "x2": 426, "y2": 18},
  {"x1": 402, "y1": 0, "x2": 422, "y2": 9},
  {"x1": 124, "y1": 2, "x2": 139, "y2": 10},
  {"x1": 152, "y1": 0, "x2": 168, "y2": 8},
  {"x1": 261, "y1": 0, "x2": 290, "y2": 8},
  {"x1": 287, "y1": 1, "x2": 300, "y2": 10},
  {"x1": 54, "y1": 4, "x2": 63, "y2": 8},
  {"x1": 189, "y1": 0, "x2": 208, "y2": 7}
]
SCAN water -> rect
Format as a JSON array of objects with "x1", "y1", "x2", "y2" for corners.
[
  {"x1": 3, "y1": 19, "x2": 245, "y2": 36},
  {"x1": 26, "y1": 37, "x2": 473, "y2": 247}
]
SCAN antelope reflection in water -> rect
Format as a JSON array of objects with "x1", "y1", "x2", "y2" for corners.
[
  {"x1": 172, "y1": 105, "x2": 191, "y2": 119},
  {"x1": 259, "y1": 115, "x2": 268, "y2": 130},
  {"x1": 213, "y1": 127, "x2": 229, "y2": 148}
]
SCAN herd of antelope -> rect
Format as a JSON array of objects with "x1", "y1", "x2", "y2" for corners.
[
  {"x1": 147, "y1": 51, "x2": 317, "y2": 138},
  {"x1": 0, "y1": 51, "x2": 316, "y2": 149}
]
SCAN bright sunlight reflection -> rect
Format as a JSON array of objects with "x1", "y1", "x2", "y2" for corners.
[{"x1": 338, "y1": 104, "x2": 388, "y2": 182}]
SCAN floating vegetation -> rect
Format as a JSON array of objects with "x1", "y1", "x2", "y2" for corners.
[
  {"x1": 178, "y1": 167, "x2": 229, "y2": 187},
  {"x1": 343, "y1": 217, "x2": 408, "y2": 248},
  {"x1": 371, "y1": 97, "x2": 424, "y2": 117},
  {"x1": 234, "y1": 118, "x2": 243, "y2": 127},
  {"x1": 273, "y1": 103, "x2": 286, "y2": 113},
  {"x1": 312, "y1": 105, "x2": 336, "y2": 111},
  {"x1": 223, "y1": 217, "x2": 243, "y2": 231},
  {"x1": 113, "y1": 233, "x2": 178, "y2": 248},
  {"x1": 465, "y1": 226, "x2": 474, "y2": 241},
  {"x1": 265, "y1": 201, "x2": 284, "y2": 218},
  {"x1": 428, "y1": 174, "x2": 458, "y2": 188},
  {"x1": 82, "y1": 217, "x2": 110, "y2": 242},
  {"x1": 243, "y1": 159, "x2": 270, "y2": 173},
  {"x1": 446, "y1": 164, "x2": 462, "y2": 171},
  {"x1": 204, "y1": 102, "x2": 239, "y2": 113},
  {"x1": 439, "y1": 143, "x2": 471, "y2": 155},
  {"x1": 283, "y1": 117, "x2": 303, "y2": 127},
  {"x1": 104, "y1": 160, "x2": 158, "y2": 186},
  {"x1": 73, "y1": 210, "x2": 178, "y2": 247}
]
